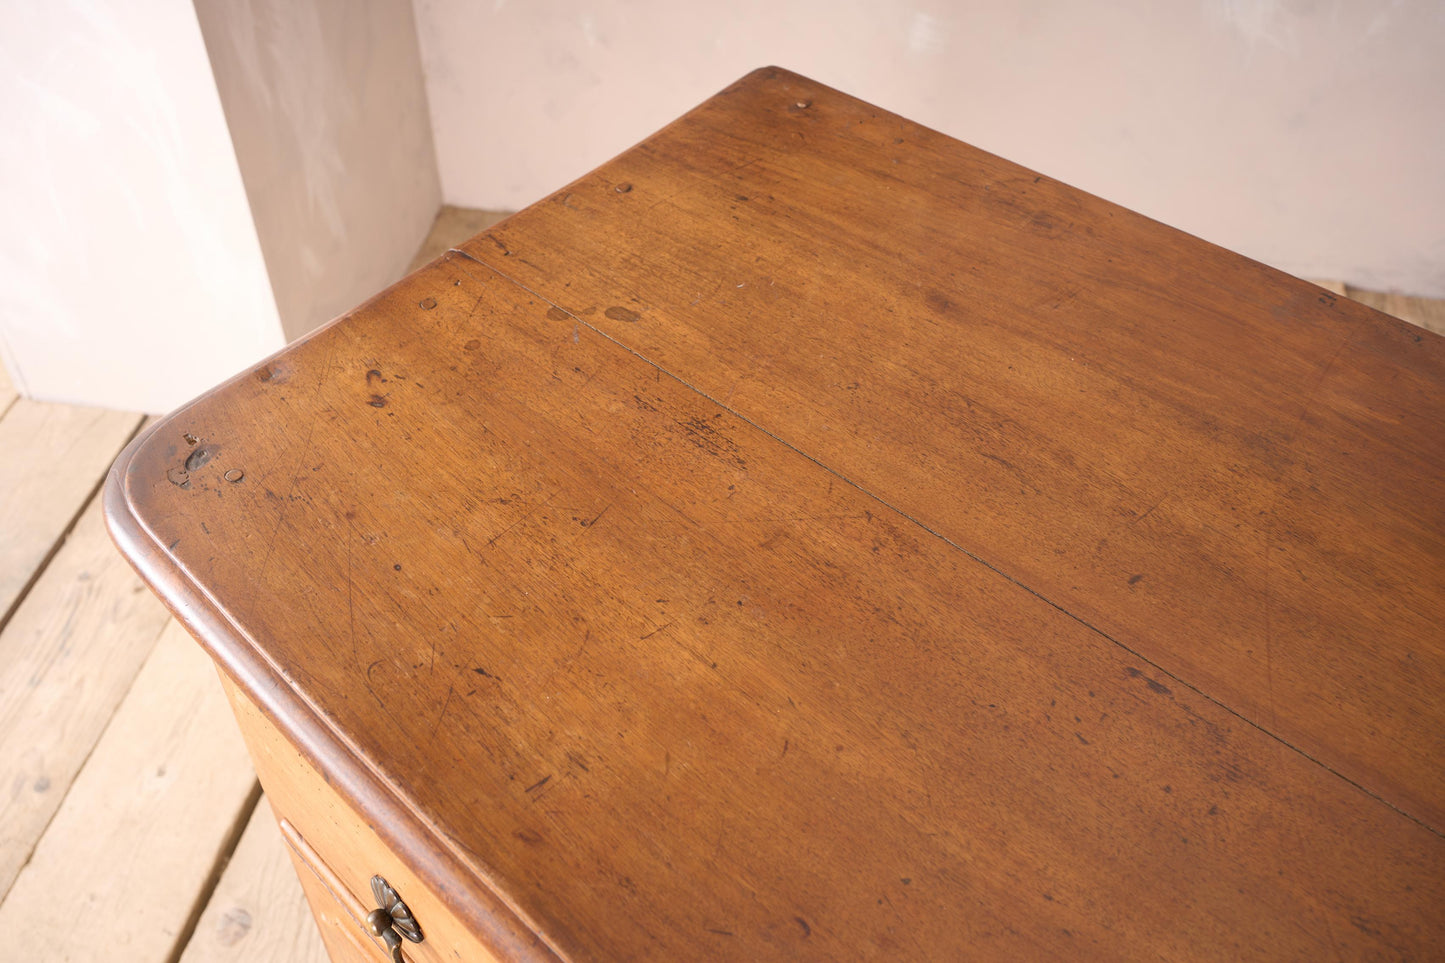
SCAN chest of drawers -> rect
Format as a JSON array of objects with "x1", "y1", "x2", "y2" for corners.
[{"x1": 107, "y1": 67, "x2": 1445, "y2": 960}]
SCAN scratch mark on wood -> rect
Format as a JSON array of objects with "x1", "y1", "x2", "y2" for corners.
[
  {"x1": 639, "y1": 621, "x2": 676, "y2": 641},
  {"x1": 525, "y1": 774, "x2": 552, "y2": 794},
  {"x1": 346, "y1": 512, "x2": 356, "y2": 660},
  {"x1": 1306, "y1": 332, "x2": 1353, "y2": 405},
  {"x1": 720, "y1": 513, "x2": 864, "y2": 525},
  {"x1": 365, "y1": 659, "x2": 387, "y2": 710},
  {"x1": 248, "y1": 336, "x2": 343, "y2": 623},
  {"x1": 431, "y1": 684, "x2": 456, "y2": 739},
  {"x1": 453, "y1": 289, "x2": 494, "y2": 340},
  {"x1": 581, "y1": 501, "x2": 613, "y2": 529},
  {"x1": 690, "y1": 279, "x2": 725, "y2": 307},
  {"x1": 979, "y1": 451, "x2": 1036, "y2": 492},
  {"x1": 881, "y1": 891, "x2": 926, "y2": 958},
  {"x1": 644, "y1": 159, "x2": 762, "y2": 218},
  {"x1": 1129, "y1": 489, "x2": 1172, "y2": 528},
  {"x1": 1264, "y1": 538, "x2": 1278, "y2": 730},
  {"x1": 566, "y1": 628, "x2": 591, "y2": 666},
  {"x1": 485, "y1": 491, "x2": 560, "y2": 548},
  {"x1": 708, "y1": 156, "x2": 761, "y2": 186}
]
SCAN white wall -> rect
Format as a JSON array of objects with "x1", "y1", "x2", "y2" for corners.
[
  {"x1": 193, "y1": 0, "x2": 441, "y2": 342},
  {"x1": 0, "y1": 0, "x2": 285, "y2": 412},
  {"x1": 413, "y1": 0, "x2": 1445, "y2": 298}
]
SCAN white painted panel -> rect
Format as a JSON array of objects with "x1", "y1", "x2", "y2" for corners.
[
  {"x1": 194, "y1": 0, "x2": 442, "y2": 342},
  {"x1": 0, "y1": 0, "x2": 285, "y2": 412},
  {"x1": 412, "y1": 0, "x2": 1445, "y2": 297}
]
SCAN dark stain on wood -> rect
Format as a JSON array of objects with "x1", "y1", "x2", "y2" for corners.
[{"x1": 603, "y1": 306, "x2": 641, "y2": 322}]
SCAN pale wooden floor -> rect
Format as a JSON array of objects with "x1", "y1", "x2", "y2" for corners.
[{"x1": 0, "y1": 205, "x2": 1438, "y2": 961}]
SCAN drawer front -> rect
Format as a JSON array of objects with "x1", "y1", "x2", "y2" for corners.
[
  {"x1": 283, "y1": 828, "x2": 389, "y2": 963},
  {"x1": 219, "y1": 671, "x2": 505, "y2": 963}
]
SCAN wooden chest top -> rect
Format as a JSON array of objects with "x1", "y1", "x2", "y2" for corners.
[{"x1": 107, "y1": 68, "x2": 1445, "y2": 960}]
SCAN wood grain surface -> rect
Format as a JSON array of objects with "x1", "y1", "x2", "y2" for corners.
[
  {"x1": 106, "y1": 69, "x2": 1445, "y2": 960},
  {"x1": 455, "y1": 67, "x2": 1445, "y2": 832},
  {"x1": 0, "y1": 402, "x2": 139, "y2": 623},
  {"x1": 177, "y1": 797, "x2": 329, "y2": 963},
  {"x1": 0, "y1": 491, "x2": 172, "y2": 897},
  {"x1": 1347, "y1": 285, "x2": 1445, "y2": 336},
  {"x1": 282, "y1": 823, "x2": 391, "y2": 963},
  {"x1": 223, "y1": 675, "x2": 506, "y2": 963},
  {"x1": 0, "y1": 620, "x2": 258, "y2": 961}
]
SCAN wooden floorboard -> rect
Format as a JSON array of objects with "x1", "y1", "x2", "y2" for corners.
[
  {"x1": 1308, "y1": 278, "x2": 1348, "y2": 296},
  {"x1": 0, "y1": 200, "x2": 1438, "y2": 962},
  {"x1": 1345, "y1": 286, "x2": 1445, "y2": 336},
  {"x1": 0, "y1": 619, "x2": 259, "y2": 961},
  {"x1": 0, "y1": 489, "x2": 174, "y2": 898},
  {"x1": 178, "y1": 796, "x2": 329, "y2": 963},
  {"x1": 406, "y1": 205, "x2": 510, "y2": 273},
  {"x1": 0, "y1": 358, "x2": 17, "y2": 417},
  {"x1": 0, "y1": 401, "x2": 140, "y2": 627}
]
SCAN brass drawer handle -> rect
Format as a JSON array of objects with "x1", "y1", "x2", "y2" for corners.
[{"x1": 366, "y1": 875, "x2": 424, "y2": 962}]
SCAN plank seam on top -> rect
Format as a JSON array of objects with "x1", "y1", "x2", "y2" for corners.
[{"x1": 446, "y1": 245, "x2": 1444, "y2": 842}]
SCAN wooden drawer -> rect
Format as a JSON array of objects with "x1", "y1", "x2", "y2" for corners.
[
  {"x1": 219, "y1": 672, "x2": 501, "y2": 963},
  {"x1": 283, "y1": 831, "x2": 388, "y2": 963}
]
